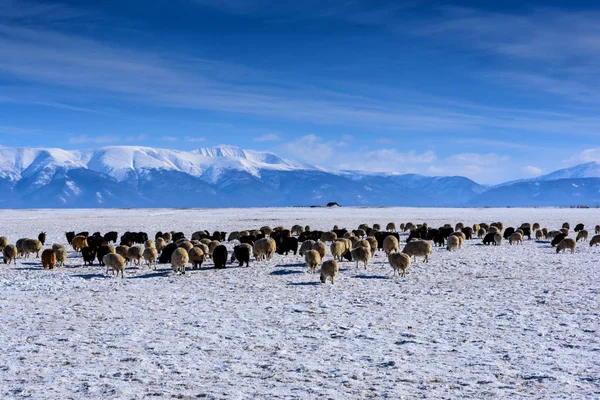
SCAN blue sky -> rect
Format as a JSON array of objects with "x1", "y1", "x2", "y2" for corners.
[{"x1": 1, "y1": 0, "x2": 600, "y2": 184}]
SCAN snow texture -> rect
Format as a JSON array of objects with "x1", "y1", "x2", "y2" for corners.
[{"x1": 0, "y1": 207, "x2": 599, "y2": 399}]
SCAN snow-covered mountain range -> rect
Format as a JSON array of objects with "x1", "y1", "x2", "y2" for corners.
[{"x1": 0, "y1": 146, "x2": 598, "y2": 208}]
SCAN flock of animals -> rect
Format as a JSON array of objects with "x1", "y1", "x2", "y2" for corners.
[{"x1": 1, "y1": 221, "x2": 599, "y2": 283}]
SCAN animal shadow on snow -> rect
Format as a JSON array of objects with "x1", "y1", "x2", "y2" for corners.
[
  {"x1": 128, "y1": 270, "x2": 172, "y2": 279},
  {"x1": 354, "y1": 274, "x2": 388, "y2": 280},
  {"x1": 71, "y1": 273, "x2": 110, "y2": 280},
  {"x1": 288, "y1": 281, "x2": 321, "y2": 286}
]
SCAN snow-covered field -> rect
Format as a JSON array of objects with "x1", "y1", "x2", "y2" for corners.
[{"x1": 1, "y1": 207, "x2": 599, "y2": 399}]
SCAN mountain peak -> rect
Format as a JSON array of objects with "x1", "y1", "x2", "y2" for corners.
[{"x1": 535, "y1": 161, "x2": 600, "y2": 181}]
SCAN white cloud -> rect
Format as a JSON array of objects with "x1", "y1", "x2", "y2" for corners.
[
  {"x1": 68, "y1": 135, "x2": 118, "y2": 144},
  {"x1": 522, "y1": 165, "x2": 542, "y2": 176},
  {"x1": 566, "y1": 148, "x2": 600, "y2": 164},
  {"x1": 447, "y1": 152, "x2": 509, "y2": 166},
  {"x1": 254, "y1": 133, "x2": 281, "y2": 142},
  {"x1": 184, "y1": 136, "x2": 206, "y2": 143},
  {"x1": 162, "y1": 135, "x2": 177, "y2": 142}
]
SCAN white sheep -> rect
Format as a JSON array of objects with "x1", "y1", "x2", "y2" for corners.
[
  {"x1": 446, "y1": 235, "x2": 460, "y2": 251},
  {"x1": 22, "y1": 238, "x2": 43, "y2": 258},
  {"x1": 383, "y1": 235, "x2": 399, "y2": 255},
  {"x1": 188, "y1": 247, "x2": 205, "y2": 269},
  {"x1": 351, "y1": 246, "x2": 371, "y2": 269},
  {"x1": 144, "y1": 239, "x2": 155, "y2": 249},
  {"x1": 320, "y1": 260, "x2": 339, "y2": 284},
  {"x1": 3, "y1": 244, "x2": 17, "y2": 264},
  {"x1": 127, "y1": 246, "x2": 144, "y2": 266},
  {"x1": 402, "y1": 240, "x2": 433, "y2": 263},
  {"x1": 312, "y1": 241, "x2": 327, "y2": 258},
  {"x1": 143, "y1": 247, "x2": 158, "y2": 268},
  {"x1": 388, "y1": 252, "x2": 411, "y2": 277},
  {"x1": 103, "y1": 253, "x2": 126, "y2": 278},
  {"x1": 54, "y1": 245, "x2": 67, "y2": 267},
  {"x1": 299, "y1": 240, "x2": 316, "y2": 256},
  {"x1": 156, "y1": 237, "x2": 166, "y2": 254},
  {"x1": 0, "y1": 236, "x2": 8, "y2": 251},
  {"x1": 509, "y1": 232, "x2": 523, "y2": 245},
  {"x1": 254, "y1": 237, "x2": 276, "y2": 261},
  {"x1": 330, "y1": 241, "x2": 346, "y2": 261},
  {"x1": 171, "y1": 247, "x2": 189, "y2": 274},
  {"x1": 304, "y1": 249, "x2": 322, "y2": 273}
]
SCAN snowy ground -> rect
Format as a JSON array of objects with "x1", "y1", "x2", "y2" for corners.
[{"x1": 0, "y1": 207, "x2": 599, "y2": 399}]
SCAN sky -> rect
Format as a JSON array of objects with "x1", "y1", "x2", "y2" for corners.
[{"x1": 1, "y1": 0, "x2": 600, "y2": 184}]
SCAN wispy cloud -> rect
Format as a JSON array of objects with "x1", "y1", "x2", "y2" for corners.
[
  {"x1": 564, "y1": 148, "x2": 600, "y2": 164},
  {"x1": 68, "y1": 134, "x2": 146, "y2": 144},
  {"x1": 253, "y1": 133, "x2": 281, "y2": 142}
]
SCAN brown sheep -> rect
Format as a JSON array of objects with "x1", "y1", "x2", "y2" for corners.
[
  {"x1": 312, "y1": 241, "x2": 327, "y2": 258},
  {"x1": 0, "y1": 236, "x2": 8, "y2": 251},
  {"x1": 71, "y1": 235, "x2": 88, "y2": 252},
  {"x1": 41, "y1": 249, "x2": 56, "y2": 269},
  {"x1": 383, "y1": 235, "x2": 399, "y2": 255},
  {"x1": 590, "y1": 235, "x2": 600, "y2": 246},
  {"x1": 556, "y1": 238, "x2": 576, "y2": 254},
  {"x1": 576, "y1": 230, "x2": 589, "y2": 242},
  {"x1": 388, "y1": 252, "x2": 411, "y2": 277},
  {"x1": 351, "y1": 246, "x2": 371, "y2": 269},
  {"x1": 3, "y1": 244, "x2": 17, "y2": 264},
  {"x1": 304, "y1": 249, "x2": 322, "y2": 274},
  {"x1": 402, "y1": 240, "x2": 433, "y2": 263}
]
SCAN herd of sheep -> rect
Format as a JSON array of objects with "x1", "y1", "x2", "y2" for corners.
[{"x1": 1, "y1": 221, "x2": 599, "y2": 283}]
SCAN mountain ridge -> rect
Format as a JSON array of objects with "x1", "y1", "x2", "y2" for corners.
[{"x1": 0, "y1": 145, "x2": 598, "y2": 208}]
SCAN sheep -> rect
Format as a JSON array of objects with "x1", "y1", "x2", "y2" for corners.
[
  {"x1": 144, "y1": 239, "x2": 155, "y2": 249},
  {"x1": 312, "y1": 241, "x2": 327, "y2": 258},
  {"x1": 562, "y1": 222, "x2": 570, "y2": 230},
  {"x1": 358, "y1": 223, "x2": 370, "y2": 232},
  {"x1": 22, "y1": 239, "x2": 43, "y2": 258},
  {"x1": 461, "y1": 227, "x2": 473, "y2": 240},
  {"x1": 41, "y1": 249, "x2": 56, "y2": 269},
  {"x1": 178, "y1": 240, "x2": 194, "y2": 253},
  {"x1": 402, "y1": 240, "x2": 433, "y2": 263},
  {"x1": 231, "y1": 244, "x2": 252, "y2": 267},
  {"x1": 556, "y1": 238, "x2": 576, "y2": 254},
  {"x1": 3, "y1": 244, "x2": 17, "y2": 264},
  {"x1": 351, "y1": 246, "x2": 371, "y2": 269},
  {"x1": 596, "y1": 225, "x2": 600, "y2": 234},
  {"x1": 155, "y1": 237, "x2": 166, "y2": 254},
  {"x1": 451, "y1": 231, "x2": 466, "y2": 247},
  {"x1": 227, "y1": 231, "x2": 239, "y2": 241},
  {"x1": 590, "y1": 235, "x2": 600, "y2": 246},
  {"x1": 404, "y1": 222, "x2": 415, "y2": 232},
  {"x1": 127, "y1": 246, "x2": 144, "y2": 266},
  {"x1": 320, "y1": 231, "x2": 337, "y2": 243},
  {"x1": 143, "y1": 247, "x2": 158, "y2": 268},
  {"x1": 488, "y1": 226, "x2": 499, "y2": 234},
  {"x1": 560, "y1": 228, "x2": 569, "y2": 236},
  {"x1": 366, "y1": 237, "x2": 378, "y2": 255},
  {"x1": 546, "y1": 230, "x2": 560, "y2": 240},
  {"x1": 291, "y1": 225, "x2": 303, "y2": 235},
  {"x1": 71, "y1": 235, "x2": 88, "y2": 252},
  {"x1": 477, "y1": 228, "x2": 486, "y2": 238},
  {"x1": 399, "y1": 223, "x2": 406, "y2": 232},
  {"x1": 50, "y1": 246, "x2": 65, "y2": 267},
  {"x1": 213, "y1": 245, "x2": 228, "y2": 269},
  {"x1": 455, "y1": 222, "x2": 464, "y2": 231},
  {"x1": 446, "y1": 235, "x2": 460, "y2": 251},
  {"x1": 304, "y1": 225, "x2": 311, "y2": 232},
  {"x1": 576, "y1": 230, "x2": 589, "y2": 242},
  {"x1": 472, "y1": 224, "x2": 481, "y2": 233},
  {"x1": 260, "y1": 226, "x2": 273, "y2": 237},
  {"x1": 0, "y1": 236, "x2": 7, "y2": 251},
  {"x1": 388, "y1": 252, "x2": 411, "y2": 277},
  {"x1": 208, "y1": 240, "x2": 222, "y2": 256},
  {"x1": 184, "y1": 247, "x2": 202, "y2": 269},
  {"x1": 38, "y1": 232, "x2": 46, "y2": 246},
  {"x1": 491, "y1": 222, "x2": 504, "y2": 232},
  {"x1": 304, "y1": 249, "x2": 322, "y2": 273},
  {"x1": 532, "y1": 223, "x2": 540, "y2": 231},
  {"x1": 171, "y1": 248, "x2": 189, "y2": 274},
  {"x1": 103, "y1": 253, "x2": 126, "y2": 278},
  {"x1": 535, "y1": 230, "x2": 544, "y2": 240},
  {"x1": 542, "y1": 228, "x2": 549, "y2": 238},
  {"x1": 352, "y1": 239, "x2": 371, "y2": 250},
  {"x1": 383, "y1": 235, "x2": 399, "y2": 255},
  {"x1": 116, "y1": 245, "x2": 129, "y2": 261},
  {"x1": 161, "y1": 232, "x2": 172, "y2": 242},
  {"x1": 254, "y1": 237, "x2": 276, "y2": 261},
  {"x1": 320, "y1": 260, "x2": 339, "y2": 284},
  {"x1": 386, "y1": 222, "x2": 396, "y2": 232},
  {"x1": 96, "y1": 245, "x2": 114, "y2": 266},
  {"x1": 509, "y1": 232, "x2": 523, "y2": 245},
  {"x1": 276, "y1": 237, "x2": 298, "y2": 255},
  {"x1": 330, "y1": 241, "x2": 346, "y2": 261},
  {"x1": 199, "y1": 238, "x2": 212, "y2": 246},
  {"x1": 82, "y1": 246, "x2": 97, "y2": 265},
  {"x1": 104, "y1": 231, "x2": 118, "y2": 243},
  {"x1": 551, "y1": 233, "x2": 567, "y2": 247}
]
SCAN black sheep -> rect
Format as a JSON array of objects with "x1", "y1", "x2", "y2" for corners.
[
  {"x1": 551, "y1": 233, "x2": 566, "y2": 247},
  {"x1": 574, "y1": 223, "x2": 585, "y2": 232},
  {"x1": 434, "y1": 234, "x2": 445, "y2": 247},
  {"x1": 96, "y1": 245, "x2": 113, "y2": 266},
  {"x1": 82, "y1": 246, "x2": 96, "y2": 266},
  {"x1": 38, "y1": 232, "x2": 46, "y2": 246},
  {"x1": 104, "y1": 231, "x2": 118, "y2": 243},
  {"x1": 276, "y1": 237, "x2": 298, "y2": 255},
  {"x1": 65, "y1": 231, "x2": 75, "y2": 244},
  {"x1": 239, "y1": 234, "x2": 256, "y2": 246},
  {"x1": 135, "y1": 232, "x2": 148, "y2": 244},
  {"x1": 75, "y1": 231, "x2": 89, "y2": 238},
  {"x1": 159, "y1": 243, "x2": 178, "y2": 264},
  {"x1": 213, "y1": 245, "x2": 228, "y2": 269},
  {"x1": 461, "y1": 227, "x2": 473, "y2": 240},
  {"x1": 483, "y1": 233, "x2": 498, "y2": 245},
  {"x1": 231, "y1": 245, "x2": 251, "y2": 267},
  {"x1": 503, "y1": 227, "x2": 516, "y2": 240}
]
